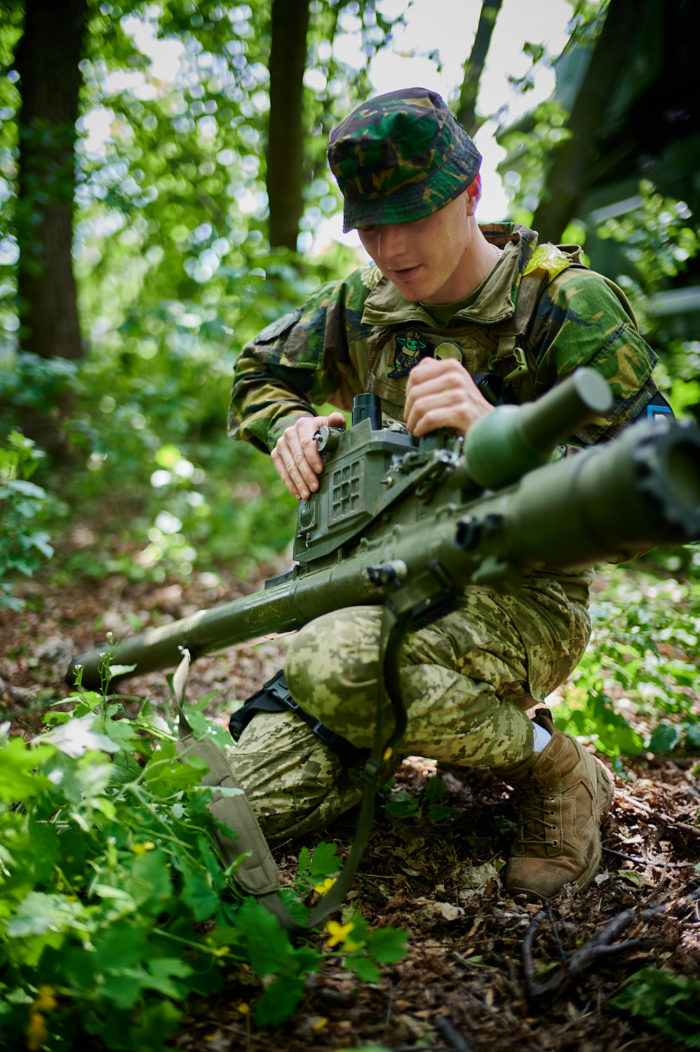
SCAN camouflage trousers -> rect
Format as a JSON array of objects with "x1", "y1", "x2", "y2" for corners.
[{"x1": 224, "y1": 572, "x2": 591, "y2": 842}]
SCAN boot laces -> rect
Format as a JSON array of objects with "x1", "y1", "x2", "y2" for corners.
[{"x1": 515, "y1": 789, "x2": 559, "y2": 850}]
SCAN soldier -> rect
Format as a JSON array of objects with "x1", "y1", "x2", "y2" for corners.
[{"x1": 227, "y1": 87, "x2": 668, "y2": 899}]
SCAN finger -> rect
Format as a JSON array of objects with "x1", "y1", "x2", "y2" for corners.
[
  {"x1": 273, "y1": 419, "x2": 326, "y2": 498},
  {"x1": 405, "y1": 366, "x2": 491, "y2": 436},
  {"x1": 271, "y1": 444, "x2": 307, "y2": 499},
  {"x1": 281, "y1": 441, "x2": 320, "y2": 498}
]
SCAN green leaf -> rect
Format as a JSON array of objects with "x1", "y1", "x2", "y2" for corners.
[
  {"x1": 235, "y1": 899, "x2": 290, "y2": 976},
  {"x1": 126, "y1": 849, "x2": 173, "y2": 906},
  {"x1": 427, "y1": 802, "x2": 457, "y2": 821},
  {"x1": 648, "y1": 722, "x2": 682, "y2": 753},
  {"x1": 422, "y1": 776, "x2": 447, "y2": 803},
  {"x1": 685, "y1": 721, "x2": 700, "y2": 748},
  {"x1": 40, "y1": 714, "x2": 119, "y2": 757},
  {"x1": 6, "y1": 891, "x2": 84, "y2": 938},
  {"x1": 611, "y1": 967, "x2": 700, "y2": 1047},
  {"x1": 0, "y1": 738, "x2": 54, "y2": 802},
  {"x1": 366, "y1": 926, "x2": 409, "y2": 963},
  {"x1": 180, "y1": 860, "x2": 219, "y2": 922},
  {"x1": 309, "y1": 841, "x2": 341, "y2": 878},
  {"x1": 94, "y1": 923, "x2": 148, "y2": 971},
  {"x1": 254, "y1": 975, "x2": 305, "y2": 1025},
  {"x1": 345, "y1": 954, "x2": 381, "y2": 983},
  {"x1": 107, "y1": 663, "x2": 138, "y2": 678},
  {"x1": 382, "y1": 788, "x2": 420, "y2": 819}
]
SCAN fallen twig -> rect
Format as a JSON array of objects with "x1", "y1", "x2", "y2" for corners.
[
  {"x1": 603, "y1": 843, "x2": 691, "y2": 869},
  {"x1": 434, "y1": 1015, "x2": 477, "y2": 1052},
  {"x1": 522, "y1": 884, "x2": 700, "y2": 1001}
]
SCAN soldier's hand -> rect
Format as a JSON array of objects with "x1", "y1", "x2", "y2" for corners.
[
  {"x1": 272, "y1": 412, "x2": 347, "y2": 500},
  {"x1": 405, "y1": 357, "x2": 493, "y2": 437}
]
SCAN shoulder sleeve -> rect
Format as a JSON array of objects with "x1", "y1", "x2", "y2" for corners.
[
  {"x1": 228, "y1": 271, "x2": 369, "y2": 452},
  {"x1": 529, "y1": 268, "x2": 661, "y2": 443}
]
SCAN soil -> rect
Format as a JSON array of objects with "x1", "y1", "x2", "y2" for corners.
[{"x1": 1, "y1": 560, "x2": 698, "y2": 1052}]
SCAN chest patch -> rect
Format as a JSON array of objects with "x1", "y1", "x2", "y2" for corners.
[
  {"x1": 387, "y1": 328, "x2": 466, "y2": 378},
  {"x1": 388, "y1": 327, "x2": 431, "y2": 377}
]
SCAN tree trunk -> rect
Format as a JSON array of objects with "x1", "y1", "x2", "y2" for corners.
[
  {"x1": 13, "y1": 0, "x2": 87, "y2": 454},
  {"x1": 457, "y1": 0, "x2": 503, "y2": 135},
  {"x1": 531, "y1": 0, "x2": 639, "y2": 242},
  {"x1": 266, "y1": 0, "x2": 310, "y2": 250}
]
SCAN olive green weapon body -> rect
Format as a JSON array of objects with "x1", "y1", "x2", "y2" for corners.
[{"x1": 69, "y1": 368, "x2": 700, "y2": 689}]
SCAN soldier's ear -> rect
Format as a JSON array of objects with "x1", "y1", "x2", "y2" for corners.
[{"x1": 465, "y1": 175, "x2": 482, "y2": 214}]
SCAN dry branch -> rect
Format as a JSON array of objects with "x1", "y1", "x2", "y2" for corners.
[{"x1": 523, "y1": 884, "x2": 700, "y2": 1001}]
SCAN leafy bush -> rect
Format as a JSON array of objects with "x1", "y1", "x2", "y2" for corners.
[
  {"x1": 0, "y1": 664, "x2": 407, "y2": 1050},
  {"x1": 0, "y1": 430, "x2": 54, "y2": 609},
  {"x1": 610, "y1": 967, "x2": 700, "y2": 1048},
  {"x1": 557, "y1": 562, "x2": 700, "y2": 769}
]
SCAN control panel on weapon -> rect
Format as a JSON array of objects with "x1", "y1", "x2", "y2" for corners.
[{"x1": 292, "y1": 369, "x2": 616, "y2": 567}]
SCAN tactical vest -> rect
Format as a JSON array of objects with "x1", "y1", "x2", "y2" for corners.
[{"x1": 360, "y1": 236, "x2": 586, "y2": 418}]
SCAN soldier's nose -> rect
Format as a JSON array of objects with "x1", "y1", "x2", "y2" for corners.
[{"x1": 377, "y1": 224, "x2": 408, "y2": 259}]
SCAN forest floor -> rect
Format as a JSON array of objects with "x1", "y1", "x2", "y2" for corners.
[{"x1": 1, "y1": 554, "x2": 699, "y2": 1052}]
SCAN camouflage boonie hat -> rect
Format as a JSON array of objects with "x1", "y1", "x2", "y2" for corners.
[{"x1": 328, "y1": 87, "x2": 482, "y2": 232}]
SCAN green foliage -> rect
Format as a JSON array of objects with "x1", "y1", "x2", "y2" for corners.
[
  {"x1": 0, "y1": 352, "x2": 79, "y2": 415},
  {"x1": 610, "y1": 967, "x2": 700, "y2": 1049},
  {"x1": 597, "y1": 182, "x2": 699, "y2": 293},
  {"x1": 323, "y1": 911, "x2": 409, "y2": 986},
  {"x1": 0, "y1": 430, "x2": 54, "y2": 609},
  {"x1": 557, "y1": 564, "x2": 700, "y2": 770},
  {"x1": 381, "y1": 775, "x2": 456, "y2": 822},
  {"x1": 0, "y1": 662, "x2": 408, "y2": 1049}
]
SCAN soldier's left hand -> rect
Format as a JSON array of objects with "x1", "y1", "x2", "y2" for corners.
[{"x1": 404, "y1": 357, "x2": 493, "y2": 436}]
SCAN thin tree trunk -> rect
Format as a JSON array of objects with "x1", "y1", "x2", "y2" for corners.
[
  {"x1": 14, "y1": 0, "x2": 87, "y2": 455},
  {"x1": 267, "y1": 0, "x2": 310, "y2": 250},
  {"x1": 457, "y1": 0, "x2": 503, "y2": 135},
  {"x1": 531, "y1": 0, "x2": 639, "y2": 241}
]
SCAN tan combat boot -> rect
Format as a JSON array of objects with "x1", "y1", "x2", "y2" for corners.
[{"x1": 496, "y1": 708, "x2": 614, "y2": 899}]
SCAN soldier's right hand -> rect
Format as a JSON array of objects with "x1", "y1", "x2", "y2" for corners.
[{"x1": 272, "y1": 413, "x2": 346, "y2": 500}]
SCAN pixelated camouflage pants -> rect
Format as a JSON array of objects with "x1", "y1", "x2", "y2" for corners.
[{"x1": 224, "y1": 572, "x2": 591, "y2": 842}]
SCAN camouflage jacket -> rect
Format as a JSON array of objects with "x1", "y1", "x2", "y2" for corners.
[{"x1": 228, "y1": 223, "x2": 659, "y2": 452}]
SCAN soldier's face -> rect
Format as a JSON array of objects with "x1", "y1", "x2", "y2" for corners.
[{"x1": 358, "y1": 187, "x2": 477, "y2": 304}]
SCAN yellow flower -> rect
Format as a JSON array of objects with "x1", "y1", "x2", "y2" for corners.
[
  {"x1": 131, "y1": 840, "x2": 156, "y2": 854},
  {"x1": 35, "y1": 987, "x2": 57, "y2": 1012},
  {"x1": 26, "y1": 1011, "x2": 48, "y2": 1051},
  {"x1": 313, "y1": 876, "x2": 336, "y2": 896},
  {"x1": 325, "y1": 920, "x2": 354, "y2": 948}
]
